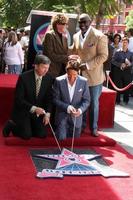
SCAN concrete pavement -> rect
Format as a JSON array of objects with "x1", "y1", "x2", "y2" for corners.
[{"x1": 103, "y1": 97, "x2": 133, "y2": 154}]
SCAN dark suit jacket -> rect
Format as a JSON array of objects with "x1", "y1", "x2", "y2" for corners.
[
  {"x1": 43, "y1": 30, "x2": 68, "y2": 77},
  {"x1": 53, "y1": 74, "x2": 90, "y2": 129},
  {"x1": 11, "y1": 69, "x2": 53, "y2": 123}
]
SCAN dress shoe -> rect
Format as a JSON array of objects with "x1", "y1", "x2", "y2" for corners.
[
  {"x1": 2, "y1": 120, "x2": 14, "y2": 137},
  {"x1": 92, "y1": 129, "x2": 99, "y2": 137}
]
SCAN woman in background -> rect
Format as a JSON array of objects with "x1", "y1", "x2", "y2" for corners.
[{"x1": 4, "y1": 31, "x2": 24, "y2": 74}]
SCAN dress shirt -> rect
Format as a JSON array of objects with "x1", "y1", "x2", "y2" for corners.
[
  {"x1": 30, "y1": 73, "x2": 42, "y2": 114},
  {"x1": 30, "y1": 72, "x2": 51, "y2": 117},
  {"x1": 67, "y1": 77, "x2": 77, "y2": 102},
  {"x1": 79, "y1": 26, "x2": 91, "y2": 70},
  {"x1": 79, "y1": 26, "x2": 91, "y2": 48},
  {"x1": 66, "y1": 77, "x2": 82, "y2": 115}
]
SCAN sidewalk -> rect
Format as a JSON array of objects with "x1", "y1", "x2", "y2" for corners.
[{"x1": 104, "y1": 97, "x2": 133, "y2": 155}]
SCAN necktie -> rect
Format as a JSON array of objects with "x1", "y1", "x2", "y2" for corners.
[
  {"x1": 36, "y1": 78, "x2": 41, "y2": 97},
  {"x1": 82, "y1": 33, "x2": 85, "y2": 38}
]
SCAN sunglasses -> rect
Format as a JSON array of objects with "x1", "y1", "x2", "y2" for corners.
[
  {"x1": 57, "y1": 23, "x2": 67, "y2": 25},
  {"x1": 78, "y1": 20, "x2": 88, "y2": 24}
]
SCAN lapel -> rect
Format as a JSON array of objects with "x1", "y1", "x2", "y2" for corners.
[
  {"x1": 71, "y1": 76, "x2": 80, "y2": 104},
  {"x1": 62, "y1": 75, "x2": 71, "y2": 103},
  {"x1": 54, "y1": 32, "x2": 63, "y2": 49},
  {"x1": 75, "y1": 32, "x2": 80, "y2": 49},
  {"x1": 30, "y1": 70, "x2": 36, "y2": 99},
  {"x1": 37, "y1": 74, "x2": 47, "y2": 99},
  {"x1": 83, "y1": 28, "x2": 95, "y2": 49},
  {"x1": 62, "y1": 36, "x2": 67, "y2": 50}
]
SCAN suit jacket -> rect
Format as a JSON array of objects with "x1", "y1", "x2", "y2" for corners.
[
  {"x1": 70, "y1": 27, "x2": 108, "y2": 86},
  {"x1": 11, "y1": 70, "x2": 53, "y2": 123},
  {"x1": 53, "y1": 74, "x2": 90, "y2": 128},
  {"x1": 43, "y1": 30, "x2": 68, "y2": 77}
]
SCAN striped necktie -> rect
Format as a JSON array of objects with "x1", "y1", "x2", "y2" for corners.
[{"x1": 36, "y1": 77, "x2": 41, "y2": 97}]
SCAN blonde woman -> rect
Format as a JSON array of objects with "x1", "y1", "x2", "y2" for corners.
[{"x1": 4, "y1": 31, "x2": 24, "y2": 74}]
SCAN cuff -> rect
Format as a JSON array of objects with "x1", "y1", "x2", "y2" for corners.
[
  {"x1": 67, "y1": 105, "x2": 73, "y2": 114},
  {"x1": 30, "y1": 106, "x2": 37, "y2": 113},
  {"x1": 78, "y1": 108, "x2": 82, "y2": 115},
  {"x1": 45, "y1": 112, "x2": 51, "y2": 118},
  {"x1": 86, "y1": 62, "x2": 90, "y2": 70}
]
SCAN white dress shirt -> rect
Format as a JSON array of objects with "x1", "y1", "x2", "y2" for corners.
[
  {"x1": 79, "y1": 26, "x2": 91, "y2": 70},
  {"x1": 79, "y1": 26, "x2": 91, "y2": 48},
  {"x1": 66, "y1": 77, "x2": 82, "y2": 115},
  {"x1": 67, "y1": 77, "x2": 77, "y2": 102}
]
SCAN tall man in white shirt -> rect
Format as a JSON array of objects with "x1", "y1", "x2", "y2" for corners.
[
  {"x1": 69, "y1": 13, "x2": 108, "y2": 136},
  {"x1": 53, "y1": 59, "x2": 90, "y2": 140}
]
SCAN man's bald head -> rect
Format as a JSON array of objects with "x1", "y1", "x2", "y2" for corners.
[
  {"x1": 78, "y1": 13, "x2": 91, "y2": 34},
  {"x1": 78, "y1": 13, "x2": 91, "y2": 23}
]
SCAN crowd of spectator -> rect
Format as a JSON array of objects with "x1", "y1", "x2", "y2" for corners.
[
  {"x1": 0, "y1": 27, "x2": 30, "y2": 74},
  {"x1": 1, "y1": 18, "x2": 133, "y2": 141},
  {"x1": 104, "y1": 29, "x2": 133, "y2": 104}
]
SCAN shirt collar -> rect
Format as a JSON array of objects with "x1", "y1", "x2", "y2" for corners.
[
  {"x1": 80, "y1": 25, "x2": 92, "y2": 39},
  {"x1": 66, "y1": 75, "x2": 78, "y2": 87},
  {"x1": 34, "y1": 72, "x2": 42, "y2": 81}
]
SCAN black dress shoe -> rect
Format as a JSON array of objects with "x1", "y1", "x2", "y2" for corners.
[{"x1": 2, "y1": 120, "x2": 14, "y2": 137}]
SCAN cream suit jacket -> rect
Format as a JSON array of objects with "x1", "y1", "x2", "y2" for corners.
[{"x1": 70, "y1": 27, "x2": 108, "y2": 86}]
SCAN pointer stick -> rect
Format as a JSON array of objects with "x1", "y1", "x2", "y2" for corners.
[{"x1": 71, "y1": 116, "x2": 76, "y2": 152}]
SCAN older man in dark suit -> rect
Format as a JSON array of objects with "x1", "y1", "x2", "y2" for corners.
[
  {"x1": 3, "y1": 54, "x2": 53, "y2": 139},
  {"x1": 53, "y1": 60, "x2": 90, "y2": 140}
]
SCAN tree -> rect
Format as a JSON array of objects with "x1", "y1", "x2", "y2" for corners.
[
  {"x1": 0, "y1": 0, "x2": 133, "y2": 28},
  {"x1": 125, "y1": 10, "x2": 133, "y2": 30}
]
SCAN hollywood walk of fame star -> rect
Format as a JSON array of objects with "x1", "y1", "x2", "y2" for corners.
[{"x1": 35, "y1": 148, "x2": 129, "y2": 178}]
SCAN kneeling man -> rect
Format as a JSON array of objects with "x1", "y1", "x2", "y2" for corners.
[
  {"x1": 3, "y1": 54, "x2": 53, "y2": 139},
  {"x1": 53, "y1": 59, "x2": 90, "y2": 140}
]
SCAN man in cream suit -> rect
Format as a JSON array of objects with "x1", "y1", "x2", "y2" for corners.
[
  {"x1": 70, "y1": 13, "x2": 108, "y2": 136},
  {"x1": 53, "y1": 60, "x2": 90, "y2": 140}
]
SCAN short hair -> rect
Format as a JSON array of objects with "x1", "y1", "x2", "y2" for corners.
[
  {"x1": 34, "y1": 54, "x2": 51, "y2": 65},
  {"x1": 113, "y1": 33, "x2": 121, "y2": 42},
  {"x1": 20, "y1": 28, "x2": 25, "y2": 33},
  {"x1": 122, "y1": 36, "x2": 129, "y2": 43},
  {"x1": 51, "y1": 14, "x2": 68, "y2": 30},
  {"x1": 66, "y1": 60, "x2": 80, "y2": 72},
  {"x1": 128, "y1": 28, "x2": 133, "y2": 36}
]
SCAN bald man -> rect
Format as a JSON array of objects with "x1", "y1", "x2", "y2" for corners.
[{"x1": 69, "y1": 13, "x2": 108, "y2": 136}]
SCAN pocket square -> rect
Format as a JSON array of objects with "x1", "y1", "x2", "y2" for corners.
[{"x1": 78, "y1": 88, "x2": 83, "y2": 92}]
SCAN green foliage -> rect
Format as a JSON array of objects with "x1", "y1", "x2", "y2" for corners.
[
  {"x1": 0, "y1": 0, "x2": 133, "y2": 28},
  {"x1": 125, "y1": 10, "x2": 133, "y2": 30}
]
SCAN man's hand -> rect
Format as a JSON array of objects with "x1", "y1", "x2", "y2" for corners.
[
  {"x1": 79, "y1": 63, "x2": 87, "y2": 71},
  {"x1": 68, "y1": 55, "x2": 80, "y2": 61},
  {"x1": 35, "y1": 107, "x2": 45, "y2": 117},
  {"x1": 71, "y1": 109, "x2": 81, "y2": 117},
  {"x1": 125, "y1": 58, "x2": 131, "y2": 67},
  {"x1": 120, "y1": 63, "x2": 126, "y2": 70},
  {"x1": 43, "y1": 115, "x2": 50, "y2": 125}
]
